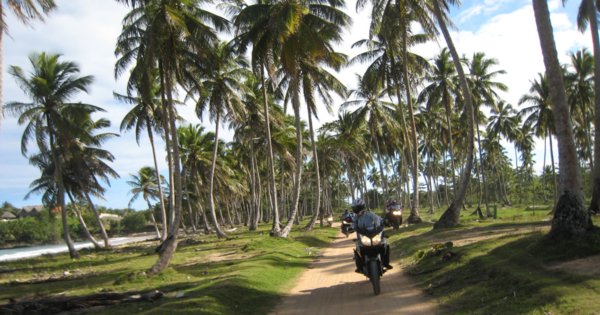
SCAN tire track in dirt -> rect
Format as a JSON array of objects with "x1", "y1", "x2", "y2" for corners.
[{"x1": 270, "y1": 223, "x2": 437, "y2": 315}]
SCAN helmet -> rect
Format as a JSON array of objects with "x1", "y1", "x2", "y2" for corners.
[
  {"x1": 344, "y1": 209, "x2": 349, "y2": 213},
  {"x1": 386, "y1": 199, "x2": 397, "y2": 208},
  {"x1": 352, "y1": 199, "x2": 366, "y2": 214}
]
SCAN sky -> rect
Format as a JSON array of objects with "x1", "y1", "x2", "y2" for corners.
[{"x1": 0, "y1": 0, "x2": 592, "y2": 210}]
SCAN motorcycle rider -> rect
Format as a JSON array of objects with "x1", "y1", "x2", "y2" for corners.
[
  {"x1": 349, "y1": 198, "x2": 393, "y2": 273},
  {"x1": 385, "y1": 199, "x2": 397, "y2": 223},
  {"x1": 341, "y1": 209, "x2": 353, "y2": 221}
]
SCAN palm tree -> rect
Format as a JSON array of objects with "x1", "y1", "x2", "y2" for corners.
[
  {"x1": 566, "y1": 49, "x2": 594, "y2": 178},
  {"x1": 0, "y1": 0, "x2": 56, "y2": 134},
  {"x1": 431, "y1": 0, "x2": 476, "y2": 229},
  {"x1": 116, "y1": 74, "x2": 168, "y2": 241},
  {"x1": 61, "y1": 110, "x2": 119, "y2": 248},
  {"x1": 467, "y1": 52, "x2": 508, "y2": 215},
  {"x1": 341, "y1": 74, "x2": 395, "y2": 212},
  {"x1": 115, "y1": 0, "x2": 229, "y2": 273},
  {"x1": 519, "y1": 73, "x2": 557, "y2": 205},
  {"x1": 193, "y1": 41, "x2": 249, "y2": 239},
  {"x1": 3, "y1": 52, "x2": 100, "y2": 258},
  {"x1": 419, "y1": 48, "x2": 459, "y2": 196},
  {"x1": 127, "y1": 167, "x2": 164, "y2": 238},
  {"x1": 531, "y1": 0, "x2": 590, "y2": 239},
  {"x1": 573, "y1": 0, "x2": 600, "y2": 212}
]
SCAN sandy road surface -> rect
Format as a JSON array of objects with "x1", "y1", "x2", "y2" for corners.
[{"x1": 270, "y1": 223, "x2": 437, "y2": 315}]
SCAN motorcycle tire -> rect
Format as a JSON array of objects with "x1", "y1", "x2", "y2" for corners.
[
  {"x1": 369, "y1": 260, "x2": 381, "y2": 296},
  {"x1": 393, "y1": 220, "x2": 399, "y2": 230}
]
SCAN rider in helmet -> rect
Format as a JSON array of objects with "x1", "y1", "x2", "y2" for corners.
[
  {"x1": 350, "y1": 198, "x2": 393, "y2": 273},
  {"x1": 385, "y1": 199, "x2": 397, "y2": 224}
]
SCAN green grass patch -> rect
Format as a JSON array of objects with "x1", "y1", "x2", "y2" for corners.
[
  {"x1": 386, "y1": 204, "x2": 600, "y2": 315},
  {"x1": 0, "y1": 221, "x2": 338, "y2": 315}
]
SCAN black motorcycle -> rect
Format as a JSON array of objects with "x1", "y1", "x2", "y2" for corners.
[
  {"x1": 340, "y1": 216, "x2": 353, "y2": 237},
  {"x1": 387, "y1": 205, "x2": 403, "y2": 230},
  {"x1": 354, "y1": 224, "x2": 387, "y2": 295}
]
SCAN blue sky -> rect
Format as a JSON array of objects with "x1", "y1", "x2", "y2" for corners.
[{"x1": 0, "y1": 0, "x2": 594, "y2": 210}]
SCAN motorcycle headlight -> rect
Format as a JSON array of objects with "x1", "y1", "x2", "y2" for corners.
[
  {"x1": 372, "y1": 234, "x2": 382, "y2": 246},
  {"x1": 393, "y1": 211, "x2": 402, "y2": 216},
  {"x1": 328, "y1": 218, "x2": 333, "y2": 222},
  {"x1": 360, "y1": 235, "x2": 372, "y2": 246}
]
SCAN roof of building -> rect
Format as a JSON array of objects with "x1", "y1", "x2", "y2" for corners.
[
  {"x1": 21, "y1": 205, "x2": 43, "y2": 212},
  {"x1": 2, "y1": 212, "x2": 16, "y2": 219}
]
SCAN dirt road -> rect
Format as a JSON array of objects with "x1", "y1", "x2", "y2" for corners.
[{"x1": 270, "y1": 223, "x2": 437, "y2": 315}]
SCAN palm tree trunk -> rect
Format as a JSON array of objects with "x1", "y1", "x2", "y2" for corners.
[
  {"x1": 274, "y1": 77, "x2": 302, "y2": 237},
  {"x1": 432, "y1": 0, "x2": 476, "y2": 229},
  {"x1": 542, "y1": 134, "x2": 548, "y2": 202},
  {"x1": 80, "y1": 183, "x2": 111, "y2": 248},
  {"x1": 208, "y1": 112, "x2": 227, "y2": 238},
  {"x1": 402, "y1": 27, "x2": 421, "y2": 224},
  {"x1": 532, "y1": 0, "x2": 590, "y2": 240},
  {"x1": 150, "y1": 56, "x2": 184, "y2": 274},
  {"x1": 345, "y1": 157, "x2": 355, "y2": 200},
  {"x1": 587, "y1": 0, "x2": 600, "y2": 213},
  {"x1": 302, "y1": 106, "x2": 321, "y2": 232},
  {"x1": 147, "y1": 124, "x2": 168, "y2": 240},
  {"x1": 443, "y1": 152, "x2": 450, "y2": 205},
  {"x1": 158, "y1": 61, "x2": 173, "y2": 237},
  {"x1": 476, "y1": 117, "x2": 491, "y2": 216},
  {"x1": 226, "y1": 203, "x2": 234, "y2": 229},
  {"x1": 260, "y1": 68, "x2": 280, "y2": 233},
  {"x1": 516, "y1": 145, "x2": 524, "y2": 204},
  {"x1": 183, "y1": 174, "x2": 197, "y2": 233},
  {"x1": 67, "y1": 192, "x2": 102, "y2": 248},
  {"x1": 549, "y1": 133, "x2": 558, "y2": 208},
  {"x1": 373, "y1": 134, "x2": 390, "y2": 218},
  {"x1": 147, "y1": 200, "x2": 162, "y2": 239},
  {"x1": 444, "y1": 91, "x2": 457, "y2": 194},
  {"x1": 49, "y1": 130, "x2": 80, "y2": 258}
]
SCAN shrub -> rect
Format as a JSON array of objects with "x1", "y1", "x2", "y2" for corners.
[
  {"x1": 110, "y1": 220, "x2": 122, "y2": 235},
  {"x1": 121, "y1": 211, "x2": 147, "y2": 232}
]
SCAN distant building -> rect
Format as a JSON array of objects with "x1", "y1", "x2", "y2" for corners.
[
  {"x1": 99, "y1": 213, "x2": 122, "y2": 222},
  {"x1": 17, "y1": 205, "x2": 44, "y2": 218},
  {"x1": 2, "y1": 212, "x2": 16, "y2": 221}
]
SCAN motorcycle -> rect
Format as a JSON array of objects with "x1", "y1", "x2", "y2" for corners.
[
  {"x1": 354, "y1": 223, "x2": 387, "y2": 295},
  {"x1": 340, "y1": 216, "x2": 353, "y2": 237},
  {"x1": 326, "y1": 215, "x2": 334, "y2": 227},
  {"x1": 387, "y1": 205, "x2": 403, "y2": 230}
]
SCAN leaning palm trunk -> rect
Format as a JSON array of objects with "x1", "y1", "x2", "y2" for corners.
[
  {"x1": 532, "y1": 0, "x2": 590, "y2": 240},
  {"x1": 549, "y1": 132, "x2": 558, "y2": 209},
  {"x1": 150, "y1": 57, "x2": 184, "y2": 274},
  {"x1": 147, "y1": 200, "x2": 162, "y2": 239},
  {"x1": 208, "y1": 112, "x2": 227, "y2": 238},
  {"x1": 402, "y1": 28, "x2": 422, "y2": 224},
  {"x1": 248, "y1": 124, "x2": 259, "y2": 231},
  {"x1": 147, "y1": 124, "x2": 168, "y2": 239},
  {"x1": 81, "y1": 187, "x2": 111, "y2": 247},
  {"x1": 260, "y1": 68, "x2": 280, "y2": 233},
  {"x1": 68, "y1": 191, "x2": 102, "y2": 249},
  {"x1": 273, "y1": 78, "x2": 303, "y2": 237},
  {"x1": 587, "y1": 0, "x2": 600, "y2": 213},
  {"x1": 432, "y1": 0, "x2": 476, "y2": 229},
  {"x1": 49, "y1": 131, "x2": 80, "y2": 258},
  {"x1": 158, "y1": 61, "x2": 173, "y2": 238},
  {"x1": 302, "y1": 107, "x2": 321, "y2": 232}
]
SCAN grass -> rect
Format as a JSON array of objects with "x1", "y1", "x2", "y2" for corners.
[
  {"x1": 0, "y1": 221, "x2": 338, "y2": 315},
  {"x1": 383, "y1": 202, "x2": 600, "y2": 315}
]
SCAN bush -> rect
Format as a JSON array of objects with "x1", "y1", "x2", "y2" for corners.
[
  {"x1": 8, "y1": 217, "x2": 45, "y2": 243},
  {"x1": 121, "y1": 211, "x2": 147, "y2": 232},
  {"x1": 110, "y1": 220, "x2": 122, "y2": 235}
]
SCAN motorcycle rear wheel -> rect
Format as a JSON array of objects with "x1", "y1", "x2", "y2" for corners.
[{"x1": 369, "y1": 260, "x2": 381, "y2": 295}]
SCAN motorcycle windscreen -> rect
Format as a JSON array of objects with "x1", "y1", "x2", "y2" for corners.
[{"x1": 357, "y1": 214, "x2": 382, "y2": 236}]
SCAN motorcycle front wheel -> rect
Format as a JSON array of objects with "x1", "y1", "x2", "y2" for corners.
[
  {"x1": 369, "y1": 259, "x2": 381, "y2": 295},
  {"x1": 393, "y1": 219, "x2": 399, "y2": 230}
]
